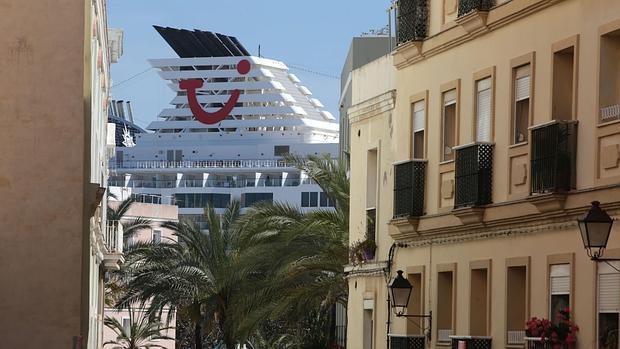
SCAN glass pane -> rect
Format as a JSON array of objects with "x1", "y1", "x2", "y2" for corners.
[{"x1": 599, "y1": 313, "x2": 619, "y2": 349}]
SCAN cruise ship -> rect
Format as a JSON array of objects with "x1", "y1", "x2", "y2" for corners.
[{"x1": 109, "y1": 26, "x2": 339, "y2": 226}]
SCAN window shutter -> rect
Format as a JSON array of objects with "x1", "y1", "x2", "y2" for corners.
[
  {"x1": 443, "y1": 89, "x2": 456, "y2": 106},
  {"x1": 476, "y1": 78, "x2": 492, "y2": 142},
  {"x1": 413, "y1": 101, "x2": 425, "y2": 132},
  {"x1": 515, "y1": 65, "x2": 531, "y2": 101},
  {"x1": 599, "y1": 262, "x2": 620, "y2": 312},
  {"x1": 550, "y1": 264, "x2": 570, "y2": 295}
]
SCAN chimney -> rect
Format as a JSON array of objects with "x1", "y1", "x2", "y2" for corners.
[
  {"x1": 109, "y1": 100, "x2": 117, "y2": 117},
  {"x1": 126, "y1": 101, "x2": 134, "y2": 124},
  {"x1": 116, "y1": 100, "x2": 125, "y2": 120}
]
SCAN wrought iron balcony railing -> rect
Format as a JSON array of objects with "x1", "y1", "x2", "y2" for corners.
[
  {"x1": 389, "y1": 334, "x2": 426, "y2": 349},
  {"x1": 458, "y1": 0, "x2": 494, "y2": 17},
  {"x1": 530, "y1": 120, "x2": 578, "y2": 194},
  {"x1": 454, "y1": 143, "x2": 493, "y2": 209},
  {"x1": 393, "y1": 160, "x2": 427, "y2": 218},
  {"x1": 397, "y1": 0, "x2": 429, "y2": 44},
  {"x1": 366, "y1": 208, "x2": 376, "y2": 242},
  {"x1": 450, "y1": 336, "x2": 493, "y2": 349}
]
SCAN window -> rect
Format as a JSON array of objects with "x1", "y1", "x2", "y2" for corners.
[
  {"x1": 152, "y1": 230, "x2": 162, "y2": 243},
  {"x1": 412, "y1": 100, "x2": 425, "y2": 159},
  {"x1": 274, "y1": 145, "x2": 290, "y2": 156},
  {"x1": 301, "y1": 192, "x2": 310, "y2": 207},
  {"x1": 131, "y1": 193, "x2": 161, "y2": 205},
  {"x1": 442, "y1": 89, "x2": 457, "y2": 161},
  {"x1": 549, "y1": 264, "x2": 571, "y2": 323},
  {"x1": 513, "y1": 64, "x2": 531, "y2": 144},
  {"x1": 470, "y1": 265, "x2": 490, "y2": 336},
  {"x1": 437, "y1": 268, "x2": 454, "y2": 344},
  {"x1": 174, "y1": 193, "x2": 231, "y2": 208},
  {"x1": 598, "y1": 261, "x2": 620, "y2": 349},
  {"x1": 367, "y1": 149, "x2": 378, "y2": 207},
  {"x1": 552, "y1": 45, "x2": 576, "y2": 121},
  {"x1": 506, "y1": 265, "x2": 528, "y2": 345},
  {"x1": 407, "y1": 270, "x2": 424, "y2": 335},
  {"x1": 166, "y1": 149, "x2": 183, "y2": 162},
  {"x1": 309, "y1": 192, "x2": 318, "y2": 207},
  {"x1": 320, "y1": 192, "x2": 334, "y2": 207},
  {"x1": 243, "y1": 193, "x2": 273, "y2": 207},
  {"x1": 599, "y1": 27, "x2": 620, "y2": 123},
  {"x1": 122, "y1": 317, "x2": 131, "y2": 335},
  {"x1": 476, "y1": 78, "x2": 492, "y2": 142}
]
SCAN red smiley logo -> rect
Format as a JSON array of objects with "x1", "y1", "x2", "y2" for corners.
[{"x1": 179, "y1": 59, "x2": 251, "y2": 125}]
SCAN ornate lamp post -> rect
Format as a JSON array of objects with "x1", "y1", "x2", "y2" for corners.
[{"x1": 578, "y1": 201, "x2": 617, "y2": 261}]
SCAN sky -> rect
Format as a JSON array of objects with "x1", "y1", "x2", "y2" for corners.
[{"x1": 108, "y1": 0, "x2": 392, "y2": 129}]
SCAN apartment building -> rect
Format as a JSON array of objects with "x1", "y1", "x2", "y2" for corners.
[
  {"x1": 0, "y1": 1, "x2": 122, "y2": 348},
  {"x1": 103, "y1": 199, "x2": 178, "y2": 349},
  {"x1": 346, "y1": 1, "x2": 620, "y2": 348}
]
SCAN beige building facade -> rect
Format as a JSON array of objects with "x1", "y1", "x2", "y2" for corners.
[
  {"x1": 0, "y1": 0, "x2": 121, "y2": 348},
  {"x1": 346, "y1": 1, "x2": 620, "y2": 349}
]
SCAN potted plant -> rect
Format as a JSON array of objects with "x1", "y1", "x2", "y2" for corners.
[
  {"x1": 349, "y1": 239, "x2": 377, "y2": 264},
  {"x1": 525, "y1": 308, "x2": 579, "y2": 349}
]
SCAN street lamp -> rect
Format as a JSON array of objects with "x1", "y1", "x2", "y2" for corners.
[
  {"x1": 388, "y1": 270, "x2": 412, "y2": 311},
  {"x1": 578, "y1": 201, "x2": 616, "y2": 260},
  {"x1": 388, "y1": 270, "x2": 432, "y2": 340}
]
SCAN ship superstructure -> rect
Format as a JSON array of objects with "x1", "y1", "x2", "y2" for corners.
[{"x1": 110, "y1": 27, "x2": 339, "y2": 225}]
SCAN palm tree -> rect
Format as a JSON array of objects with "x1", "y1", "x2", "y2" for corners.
[
  {"x1": 104, "y1": 306, "x2": 173, "y2": 349},
  {"x1": 232, "y1": 154, "x2": 349, "y2": 345},
  {"x1": 119, "y1": 200, "x2": 242, "y2": 349},
  {"x1": 107, "y1": 196, "x2": 153, "y2": 243}
]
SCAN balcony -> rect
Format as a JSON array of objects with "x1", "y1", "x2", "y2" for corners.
[
  {"x1": 458, "y1": 0, "x2": 494, "y2": 17},
  {"x1": 389, "y1": 334, "x2": 425, "y2": 349},
  {"x1": 530, "y1": 120, "x2": 577, "y2": 191},
  {"x1": 397, "y1": 0, "x2": 429, "y2": 44},
  {"x1": 109, "y1": 177, "x2": 304, "y2": 189},
  {"x1": 450, "y1": 336, "x2": 492, "y2": 349},
  {"x1": 103, "y1": 220, "x2": 124, "y2": 270},
  {"x1": 391, "y1": 160, "x2": 426, "y2": 237},
  {"x1": 454, "y1": 143, "x2": 493, "y2": 223}
]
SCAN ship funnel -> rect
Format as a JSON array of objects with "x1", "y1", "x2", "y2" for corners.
[
  {"x1": 126, "y1": 101, "x2": 134, "y2": 123},
  {"x1": 116, "y1": 100, "x2": 125, "y2": 120}
]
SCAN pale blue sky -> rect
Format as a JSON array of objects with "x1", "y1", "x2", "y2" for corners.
[{"x1": 108, "y1": 0, "x2": 391, "y2": 128}]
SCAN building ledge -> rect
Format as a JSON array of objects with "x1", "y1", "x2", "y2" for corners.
[
  {"x1": 345, "y1": 261, "x2": 388, "y2": 278},
  {"x1": 103, "y1": 253, "x2": 125, "y2": 271},
  {"x1": 529, "y1": 193, "x2": 567, "y2": 213},
  {"x1": 389, "y1": 216, "x2": 421, "y2": 239},
  {"x1": 452, "y1": 206, "x2": 486, "y2": 225},
  {"x1": 456, "y1": 10, "x2": 490, "y2": 34}
]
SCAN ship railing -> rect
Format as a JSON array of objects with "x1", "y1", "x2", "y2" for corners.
[{"x1": 111, "y1": 159, "x2": 295, "y2": 170}]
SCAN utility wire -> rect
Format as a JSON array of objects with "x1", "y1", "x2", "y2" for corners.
[
  {"x1": 112, "y1": 67, "x2": 155, "y2": 88},
  {"x1": 287, "y1": 64, "x2": 339, "y2": 80}
]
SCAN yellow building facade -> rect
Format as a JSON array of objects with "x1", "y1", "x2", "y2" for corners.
[{"x1": 346, "y1": 1, "x2": 620, "y2": 348}]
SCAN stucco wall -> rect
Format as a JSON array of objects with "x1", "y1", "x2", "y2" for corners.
[{"x1": 0, "y1": 0, "x2": 88, "y2": 348}]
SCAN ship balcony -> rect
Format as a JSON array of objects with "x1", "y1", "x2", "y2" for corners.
[
  {"x1": 109, "y1": 176, "x2": 305, "y2": 189},
  {"x1": 103, "y1": 220, "x2": 124, "y2": 270}
]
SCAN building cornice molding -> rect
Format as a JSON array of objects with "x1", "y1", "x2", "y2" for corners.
[
  {"x1": 344, "y1": 261, "x2": 388, "y2": 279},
  {"x1": 393, "y1": 0, "x2": 562, "y2": 70},
  {"x1": 348, "y1": 90, "x2": 396, "y2": 124},
  {"x1": 392, "y1": 205, "x2": 620, "y2": 248}
]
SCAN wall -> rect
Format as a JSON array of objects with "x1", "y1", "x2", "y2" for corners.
[{"x1": 0, "y1": 0, "x2": 88, "y2": 347}]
